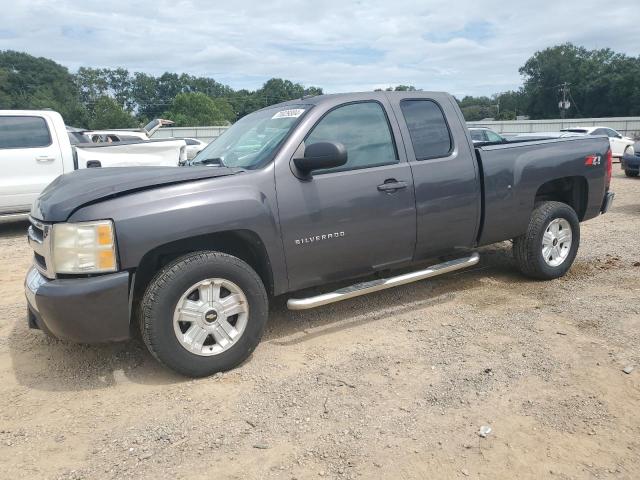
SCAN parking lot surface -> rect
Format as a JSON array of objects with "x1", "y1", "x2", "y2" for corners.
[{"x1": 0, "y1": 169, "x2": 638, "y2": 480}]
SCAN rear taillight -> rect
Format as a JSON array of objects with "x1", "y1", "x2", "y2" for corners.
[{"x1": 605, "y1": 147, "x2": 612, "y2": 189}]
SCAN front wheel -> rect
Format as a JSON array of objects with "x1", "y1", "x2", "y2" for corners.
[
  {"x1": 625, "y1": 169, "x2": 639, "y2": 178},
  {"x1": 513, "y1": 201, "x2": 580, "y2": 280},
  {"x1": 139, "y1": 251, "x2": 268, "y2": 377}
]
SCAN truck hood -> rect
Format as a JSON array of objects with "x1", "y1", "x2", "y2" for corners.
[{"x1": 31, "y1": 166, "x2": 241, "y2": 222}]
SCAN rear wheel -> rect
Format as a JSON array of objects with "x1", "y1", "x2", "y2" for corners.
[
  {"x1": 625, "y1": 169, "x2": 638, "y2": 178},
  {"x1": 139, "y1": 251, "x2": 268, "y2": 377},
  {"x1": 513, "y1": 201, "x2": 580, "y2": 280}
]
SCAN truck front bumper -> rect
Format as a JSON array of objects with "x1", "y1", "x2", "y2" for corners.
[{"x1": 25, "y1": 267, "x2": 131, "y2": 343}]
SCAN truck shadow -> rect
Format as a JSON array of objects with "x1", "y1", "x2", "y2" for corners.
[
  {"x1": 7, "y1": 244, "x2": 532, "y2": 391},
  {"x1": 7, "y1": 320, "x2": 186, "y2": 391},
  {"x1": 0, "y1": 219, "x2": 29, "y2": 237}
]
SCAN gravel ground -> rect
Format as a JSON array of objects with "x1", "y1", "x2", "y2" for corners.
[{"x1": 0, "y1": 168, "x2": 638, "y2": 480}]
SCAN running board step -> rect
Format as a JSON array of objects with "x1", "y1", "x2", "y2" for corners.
[{"x1": 287, "y1": 252, "x2": 480, "y2": 311}]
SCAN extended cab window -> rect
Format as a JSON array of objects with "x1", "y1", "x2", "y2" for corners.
[
  {"x1": 400, "y1": 100, "x2": 452, "y2": 160},
  {"x1": 306, "y1": 102, "x2": 397, "y2": 174},
  {"x1": 0, "y1": 116, "x2": 51, "y2": 149}
]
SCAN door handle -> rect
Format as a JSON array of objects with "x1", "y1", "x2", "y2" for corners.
[
  {"x1": 35, "y1": 156, "x2": 55, "y2": 163},
  {"x1": 377, "y1": 180, "x2": 408, "y2": 192}
]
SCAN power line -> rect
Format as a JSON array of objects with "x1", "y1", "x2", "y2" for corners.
[{"x1": 567, "y1": 89, "x2": 582, "y2": 117}]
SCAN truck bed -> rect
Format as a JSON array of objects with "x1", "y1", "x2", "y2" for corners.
[{"x1": 475, "y1": 135, "x2": 610, "y2": 246}]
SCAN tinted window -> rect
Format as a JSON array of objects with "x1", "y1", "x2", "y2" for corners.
[
  {"x1": 0, "y1": 116, "x2": 51, "y2": 149},
  {"x1": 605, "y1": 128, "x2": 619, "y2": 138},
  {"x1": 470, "y1": 129, "x2": 486, "y2": 142},
  {"x1": 117, "y1": 135, "x2": 143, "y2": 141},
  {"x1": 185, "y1": 138, "x2": 198, "y2": 145},
  {"x1": 564, "y1": 129, "x2": 588, "y2": 134},
  {"x1": 591, "y1": 128, "x2": 606, "y2": 136},
  {"x1": 306, "y1": 102, "x2": 397, "y2": 173},
  {"x1": 400, "y1": 100, "x2": 452, "y2": 159},
  {"x1": 485, "y1": 130, "x2": 504, "y2": 142}
]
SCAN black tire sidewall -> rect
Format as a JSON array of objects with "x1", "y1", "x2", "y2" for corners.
[
  {"x1": 142, "y1": 253, "x2": 268, "y2": 377},
  {"x1": 531, "y1": 204, "x2": 580, "y2": 279}
]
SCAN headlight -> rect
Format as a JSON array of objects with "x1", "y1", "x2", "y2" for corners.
[{"x1": 52, "y1": 220, "x2": 118, "y2": 274}]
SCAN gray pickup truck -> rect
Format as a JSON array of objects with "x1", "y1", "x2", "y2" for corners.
[{"x1": 25, "y1": 91, "x2": 615, "y2": 377}]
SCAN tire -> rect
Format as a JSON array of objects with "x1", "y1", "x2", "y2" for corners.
[
  {"x1": 139, "y1": 251, "x2": 268, "y2": 377},
  {"x1": 513, "y1": 201, "x2": 580, "y2": 280},
  {"x1": 625, "y1": 169, "x2": 639, "y2": 178}
]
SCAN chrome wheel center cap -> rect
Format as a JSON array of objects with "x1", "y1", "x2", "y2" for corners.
[{"x1": 204, "y1": 309, "x2": 218, "y2": 324}]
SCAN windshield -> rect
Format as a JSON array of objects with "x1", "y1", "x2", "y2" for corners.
[{"x1": 191, "y1": 105, "x2": 309, "y2": 169}]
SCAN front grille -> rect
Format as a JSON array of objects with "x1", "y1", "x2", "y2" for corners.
[
  {"x1": 28, "y1": 217, "x2": 54, "y2": 278},
  {"x1": 34, "y1": 252, "x2": 46, "y2": 270},
  {"x1": 29, "y1": 222, "x2": 44, "y2": 242}
]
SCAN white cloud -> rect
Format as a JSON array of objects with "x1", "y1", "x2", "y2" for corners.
[{"x1": 1, "y1": 0, "x2": 639, "y2": 96}]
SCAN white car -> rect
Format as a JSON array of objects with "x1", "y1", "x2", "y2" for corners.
[
  {"x1": 561, "y1": 126, "x2": 635, "y2": 157},
  {"x1": 183, "y1": 137, "x2": 207, "y2": 160},
  {"x1": 0, "y1": 110, "x2": 186, "y2": 218},
  {"x1": 512, "y1": 131, "x2": 584, "y2": 140},
  {"x1": 468, "y1": 127, "x2": 506, "y2": 144}
]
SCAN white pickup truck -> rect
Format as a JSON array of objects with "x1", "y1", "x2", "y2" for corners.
[{"x1": 0, "y1": 110, "x2": 187, "y2": 218}]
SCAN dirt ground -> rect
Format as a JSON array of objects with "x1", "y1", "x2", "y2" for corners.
[{"x1": 0, "y1": 168, "x2": 638, "y2": 480}]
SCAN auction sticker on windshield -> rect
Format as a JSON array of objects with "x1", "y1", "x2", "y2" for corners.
[{"x1": 272, "y1": 108, "x2": 305, "y2": 119}]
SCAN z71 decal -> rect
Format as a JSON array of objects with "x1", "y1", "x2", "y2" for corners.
[{"x1": 584, "y1": 155, "x2": 601, "y2": 166}]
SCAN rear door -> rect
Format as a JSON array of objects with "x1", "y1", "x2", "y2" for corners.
[
  {"x1": 388, "y1": 93, "x2": 481, "y2": 259},
  {"x1": 0, "y1": 114, "x2": 64, "y2": 214},
  {"x1": 275, "y1": 99, "x2": 417, "y2": 291}
]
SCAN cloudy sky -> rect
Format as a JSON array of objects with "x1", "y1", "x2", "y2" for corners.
[{"x1": 1, "y1": 0, "x2": 639, "y2": 97}]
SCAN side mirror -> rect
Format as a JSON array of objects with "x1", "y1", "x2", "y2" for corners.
[{"x1": 293, "y1": 142, "x2": 347, "y2": 178}]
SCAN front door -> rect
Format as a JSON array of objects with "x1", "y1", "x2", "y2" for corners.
[
  {"x1": 276, "y1": 100, "x2": 417, "y2": 291},
  {"x1": 0, "y1": 115, "x2": 64, "y2": 214}
]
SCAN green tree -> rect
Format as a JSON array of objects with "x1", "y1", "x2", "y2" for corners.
[
  {"x1": 457, "y1": 95, "x2": 496, "y2": 121},
  {"x1": 212, "y1": 97, "x2": 235, "y2": 123},
  {"x1": 88, "y1": 96, "x2": 137, "y2": 129},
  {"x1": 130, "y1": 71, "x2": 158, "y2": 120},
  {"x1": 0, "y1": 50, "x2": 87, "y2": 125},
  {"x1": 163, "y1": 92, "x2": 226, "y2": 126},
  {"x1": 394, "y1": 85, "x2": 417, "y2": 91},
  {"x1": 519, "y1": 43, "x2": 640, "y2": 118}
]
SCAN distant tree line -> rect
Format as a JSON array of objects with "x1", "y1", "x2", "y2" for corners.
[
  {"x1": 0, "y1": 50, "x2": 322, "y2": 128},
  {"x1": 1, "y1": 43, "x2": 640, "y2": 128},
  {"x1": 457, "y1": 43, "x2": 640, "y2": 121}
]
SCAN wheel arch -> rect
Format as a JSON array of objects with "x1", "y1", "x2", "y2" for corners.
[
  {"x1": 534, "y1": 176, "x2": 589, "y2": 220},
  {"x1": 131, "y1": 229, "x2": 275, "y2": 310}
]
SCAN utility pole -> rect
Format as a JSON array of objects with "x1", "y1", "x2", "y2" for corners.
[{"x1": 558, "y1": 82, "x2": 571, "y2": 119}]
